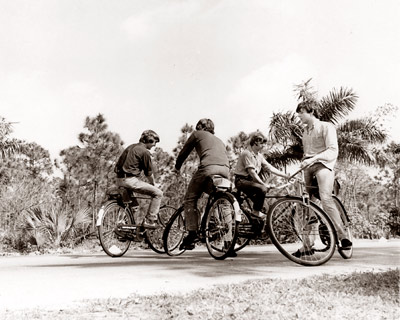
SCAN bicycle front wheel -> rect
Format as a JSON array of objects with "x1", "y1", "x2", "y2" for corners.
[
  {"x1": 267, "y1": 197, "x2": 337, "y2": 266},
  {"x1": 234, "y1": 208, "x2": 252, "y2": 252},
  {"x1": 97, "y1": 201, "x2": 133, "y2": 257},
  {"x1": 334, "y1": 196, "x2": 353, "y2": 259},
  {"x1": 205, "y1": 193, "x2": 238, "y2": 260},
  {"x1": 145, "y1": 205, "x2": 177, "y2": 254},
  {"x1": 163, "y1": 206, "x2": 186, "y2": 256}
]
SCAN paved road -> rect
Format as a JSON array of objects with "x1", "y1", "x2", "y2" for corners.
[{"x1": 0, "y1": 239, "x2": 398, "y2": 311}]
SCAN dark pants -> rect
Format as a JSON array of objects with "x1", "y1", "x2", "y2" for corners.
[
  {"x1": 184, "y1": 165, "x2": 229, "y2": 231},
  {"x1": 235, "y1": 176, "x2": 268, "y2": 212}
]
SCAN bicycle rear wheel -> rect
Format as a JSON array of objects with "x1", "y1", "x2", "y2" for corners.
[
  {"x1": 145, "y1": 205, "x2": 177, "y2": 254},
  {"x1": 97, "y1": 201, "x2": 133, "y2": 257},
  {"x1": 205, "y1": 193, "x2": 238, "y2": 260},
  {"x1": 163, "y1": 206, "x2": 186, "y2": 256},
  {"x1": 267, "y1": 197, "x2": 337, "y2": 266},
  {"x1": 334, "y1": 196, "x2": 353, "y2": 259}
]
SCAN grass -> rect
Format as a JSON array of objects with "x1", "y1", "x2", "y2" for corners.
[{"x1": 1, "y1": 269, "x2": 398, "y2": 320}]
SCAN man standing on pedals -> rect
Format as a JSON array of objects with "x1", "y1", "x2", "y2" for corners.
[
  {"x1": 295, "y1": 100, "x2": 352, "y2": 257},
  {"x1": 174, "y1": 118, "x2": 232, "y2": 254},
  {"x1": 234, "y1": 132, "x2": 290, "y2": 220}
]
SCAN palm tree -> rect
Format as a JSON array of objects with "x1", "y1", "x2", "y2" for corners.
[
  {"x1": 267, "y1": 79, "x2": 387, "y2": 168},
  {"x1": 0, "y1": 117, "x2": 20, "y2": 158}
]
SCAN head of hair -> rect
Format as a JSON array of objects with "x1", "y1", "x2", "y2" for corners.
[
  {"x1": 249, "y1": 131, "x2": 267, "y2": 146},
  {"x1": 296, "y1": 100, "x2": 320, "y2": 118},
  {"x1": 139, "y1": 130, "x2": 160, "y2": 144},
  {"x1": 195, "y1": 118, "x2": 215, "y2": 134}
]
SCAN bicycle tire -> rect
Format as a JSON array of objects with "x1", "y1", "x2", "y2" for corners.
[
  {"x1": 234, "y1": 208, "x2": 252, "y2": 252},
  {"x1": 163, "y1": 206, "x2": 186, "y2": 256},
  {"x1": 97, "y1": 200, "x2": 133, "y2": 257},
  {"x1": 145, "y1": 205, "x2": 176, "y2": 254},
  {"x1": 204, "y1": 192, "x2": 238, "y2": 260},
  {"x1": 333, "y1": 196, "x2": 353, "y2": 259},
  {"x1": 267, "y1": 196, "x2": 337, "y2": 266}
]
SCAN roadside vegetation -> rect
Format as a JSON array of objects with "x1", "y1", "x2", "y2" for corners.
[
  {"x1": 1, "y1": 269, "x2": 398, "y2": 319},
  {"x1": 0, "y1": 80, "x2": 399, "y2": 254}
]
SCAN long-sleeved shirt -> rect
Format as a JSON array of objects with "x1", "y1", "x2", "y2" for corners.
[
  {"x1": 115, "y1": 142, "x2": 153, "y2": 177},
  {"x1": 302, "y1": 119, "x2": 338, "y2": 170},
  {"x1": 175, "y1": 130, "x2": 229, "y2": 170}
]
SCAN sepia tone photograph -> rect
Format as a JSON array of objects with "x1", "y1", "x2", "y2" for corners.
[{"x1": 0, "y1": 1, "x2": 399, "y2": 319}]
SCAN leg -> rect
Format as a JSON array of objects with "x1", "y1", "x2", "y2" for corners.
[
  {"x1": 236, "y1": 179, "x2": 268, "y2": 215},
  {"x1": 118, "y1": 177, "x2": 163, "y2": 223},
  {"x1": 314, "y1": 165, "x2": 347, "y2": 239}
]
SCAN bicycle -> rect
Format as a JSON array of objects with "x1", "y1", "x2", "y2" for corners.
[
  {"x1": 162, "y1": 175, "x2": 241, "y2": 260},
  {"x1": 233, "y1": 163, "x2": 352, "y2": 266},
  {"x1": 97, "y1": 186, "x2": 176, "y2": 257}
]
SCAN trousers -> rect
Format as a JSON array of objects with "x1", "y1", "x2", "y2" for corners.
[
  {"x1": 117, "y1": 177, "x2": 163, "y2": 222},
  {"x1": 184, "y1": 165, "x2": 229, "y2": 231}
]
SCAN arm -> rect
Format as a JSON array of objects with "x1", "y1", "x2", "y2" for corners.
[
  {"x1": 175, "y1": 133, "x2": 196, "y2": 170},
  {"x1": 262, "y1": 160, "x2": 290, "y2": 179},
  {"x1": 247, "y1": 167, "x2": 267, "y2": 185}
]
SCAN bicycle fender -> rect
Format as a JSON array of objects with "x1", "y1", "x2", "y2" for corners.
[
  {"x1": 96, "y1": 206, "x2": 105, "y2": 226},
  {"x1": 233, "y1": 199, "x2": 242, "y2": 222}
]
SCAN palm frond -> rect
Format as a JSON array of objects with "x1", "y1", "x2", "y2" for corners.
[
  {"x1": 319, "y1": 87, "x2": 358, "y2": 124},
  {"x1": 269, "y1": 112, "x2": 303, "y2": 145},
  {"x1": 338, "y1": 118, "x2": 387, "y2": 144},
  {"x1": 265, "y1": 145, "x2": 303, "y2": 169}
]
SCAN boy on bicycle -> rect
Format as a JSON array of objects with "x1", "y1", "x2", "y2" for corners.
[
  {"x1": 174, "y1": 118, "x2": 230, "y2": 251},
  {"x1": 114, "y1": 130, "x2": 163, "y2": 229},
  {"x1": 296, "y1": 100, "x2": 352, "y2": 256},
  {"x1": 234, "y1": 131, "x2": 290, "y2": 219}
]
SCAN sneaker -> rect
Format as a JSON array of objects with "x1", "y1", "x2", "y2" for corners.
[
  {"x1": 142, "y1": 220, "x2": 158, "y2": 229},
  {"x1": 292, "y1": 248, "x2": 315, "y2": 258},
  {"x1": 340, "y1": 238, "x2": 352, "y2": 249},
  {"x1": 179, "y1": 231, "x2": 198, "y2": 250}
]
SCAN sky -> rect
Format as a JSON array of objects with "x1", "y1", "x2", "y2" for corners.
[{"x1": 1, "y1": 0, "x2": 399, "y2": 162}]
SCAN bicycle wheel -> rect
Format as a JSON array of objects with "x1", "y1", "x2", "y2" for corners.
[
  {"x1": 145, "y1": 205, "x2": 176, "y2": 254},
  {"x1": 267, "y1": 197, "x2": 337, "y2": 266},
  {"x1": 97, "y1": 201, "x2": 133, "y2": 257},
  {"x1": 163, "y1": 206, "x2": 186, "y2": 256},
  {"x1": 234, "y1": 208, "x2": 252, "y2": 252},
  {"x1": 205, "y1": 193, "x2": 238, "y2": 260},
  {"x1": 334, "y1": 196, "x2": 353, "y2": 259}
]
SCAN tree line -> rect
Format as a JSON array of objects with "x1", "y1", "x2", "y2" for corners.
[{"x1": 0, "y1": 81, "x2": 399, "y2": 252}]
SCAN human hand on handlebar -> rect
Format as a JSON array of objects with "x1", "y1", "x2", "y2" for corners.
[{"x1": 301, "y1": 158, "x2": 315, "y2": 168}]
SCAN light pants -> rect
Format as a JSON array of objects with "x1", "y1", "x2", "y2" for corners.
[
  {"x1": 117, "y1": 177, "x2": 163, "y2": 222},
  {"x1": 304, "y1": 163, "x2": 346, "y2": 239}
]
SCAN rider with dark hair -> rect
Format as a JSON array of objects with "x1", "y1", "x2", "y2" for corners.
[
  {"x1": 115, "y1": 130, "x2": 163, "y2": 228},
  {"x1": 296, "y1": 100, "x2": 352, "y2": 256},
  {"x1": 175, "y1": 118, "x2": 230, "y2": 250},
  {"x1": 234, "y1": 131, "x2": 289, "y2": 219}
]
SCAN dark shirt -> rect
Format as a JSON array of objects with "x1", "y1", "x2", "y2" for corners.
[
  {"x1": 175, "y1": 130, "x2": 229, "y2": 170},
  {"x1": 115, "y1": 143, "x2": 153, "y2": 177}
]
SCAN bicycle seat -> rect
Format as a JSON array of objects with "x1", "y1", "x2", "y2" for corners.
[
  {"x1": 106, "y1": 185, "x2": 137, "y2": 204},
  {"x1": 211, "y1": 175, "x2": 233, "y2": 190}
]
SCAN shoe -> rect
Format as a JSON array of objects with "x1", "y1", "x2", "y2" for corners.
[
  {"x1": 179, "y1": 232, "x2": 198, "y2": 250},
  {"x1": 292, "y1": 248, "x2": 315, "y2": 258},
  {"x1": 142, "y1": 220, "x2": 158, "y2": 229},
  {"x1": 340, "y1": 238, "x2": 352, "y2": 249}
]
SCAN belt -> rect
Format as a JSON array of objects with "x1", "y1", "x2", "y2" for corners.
[{"x1": 118, "y1": 172, "x2": 134, "y2": 178}]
